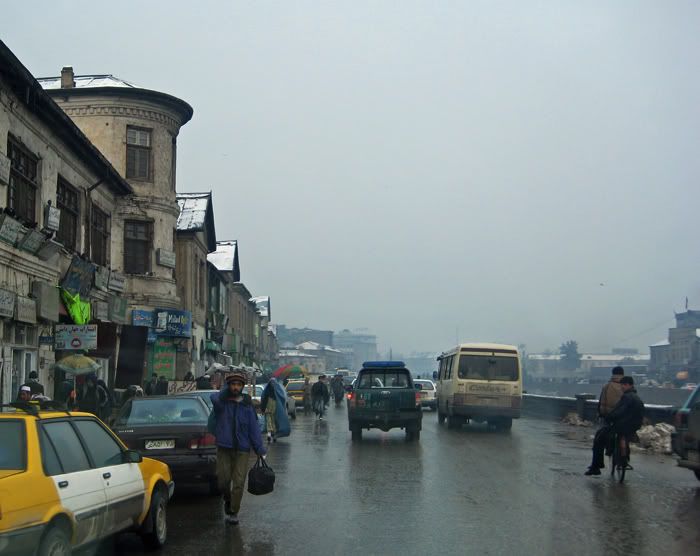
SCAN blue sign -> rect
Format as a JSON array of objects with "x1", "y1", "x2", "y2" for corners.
[
  {"x1": 132, "y1": 309, "x2": 153, "y2": 327},
  {"x1": 154, "y1": 309, "x2": 192, "y2": 338}
]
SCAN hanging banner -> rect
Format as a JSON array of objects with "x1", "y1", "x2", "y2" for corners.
[
  {"x1": 150, "y1": 337, "x2": 176, "y2": 380},
  {"x1": 61, "y1": 256, "x2": 95, "y2": 298}
]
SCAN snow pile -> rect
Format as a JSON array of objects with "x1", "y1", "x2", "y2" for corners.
[
  {"x1": 634, "y1": 423, "x2": 675, "y2": 454},
  {"x1": 561, "y1": 412, "x2": 593, "y2": 427}
]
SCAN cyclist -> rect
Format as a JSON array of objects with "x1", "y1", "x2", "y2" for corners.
[{"x1": 585, "y1": 376, "x2": 644, "y2": 476}]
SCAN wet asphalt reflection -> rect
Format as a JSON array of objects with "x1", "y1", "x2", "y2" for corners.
[{"x1": 108, "y1": 403, "x2": 700, "y2": 556}]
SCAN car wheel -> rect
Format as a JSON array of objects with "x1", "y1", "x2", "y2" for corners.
[
  {"x1": 142, "y1": 488, "x2": 168, "y2": 550},
  {"x1": 351, "y1": 425, "x2": 362, "y2": 442},
  {"x1": 38, "y1": 525, "x2": 71, "y2": 556}
]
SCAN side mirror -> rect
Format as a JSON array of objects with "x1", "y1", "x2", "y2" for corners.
[
  {"x1": 123, "y1": 449, "x2": 143, "y2": 464},
  {"x1": 414, "y1": 383, "x2": 423, "y2": 390}
]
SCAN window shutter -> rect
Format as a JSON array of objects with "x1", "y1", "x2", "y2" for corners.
[{"x1": 126, "y1": 147, "x2": 136, "y2": 178}]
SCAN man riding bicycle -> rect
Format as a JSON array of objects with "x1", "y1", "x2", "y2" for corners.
[{"x1": 585, "y1": 375, "x2": 644, "y2": 476}]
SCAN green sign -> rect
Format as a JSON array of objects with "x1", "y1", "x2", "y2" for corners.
[{"x1": 150, "y1": 338, "x2": 176, "y2": 380}]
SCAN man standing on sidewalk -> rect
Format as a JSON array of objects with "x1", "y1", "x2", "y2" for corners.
[
  {"x1": 311, "y1": 375, "x2": 330, "y2": 420},
  {"x1": 211, "y1": 371, "x2": 266, "y2": 524}
]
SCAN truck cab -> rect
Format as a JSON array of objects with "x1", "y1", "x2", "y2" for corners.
[{"x1": 347, "y1": 361, "x2": 422, "y2": 441}]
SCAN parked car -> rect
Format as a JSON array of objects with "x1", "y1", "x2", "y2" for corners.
[
  {"x1": 672, "y1": 384, "x2": 700, "y2": 480},
  {"x1": 113, "y1": 396, "x2": 219, "y2": 494},
  {"x1": 175, "y1": 389, "x2": 217, "y2": 410},
  {"x1": 0, "y1": 401, "x2": 173, "y2": 554},
  {"x1": 413, "y1": 379, "x2": 437, "y2": 410},
  {"x1": 347, "y1": 361, "x2": 422, "y2": 441},
  {"x1": 682, "y1": 382, "x2": 698, "y2": 391}
]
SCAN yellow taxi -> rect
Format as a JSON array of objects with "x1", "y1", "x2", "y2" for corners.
[{"x1": 0, "y1": 401, "x2": 174, "y2": 555}]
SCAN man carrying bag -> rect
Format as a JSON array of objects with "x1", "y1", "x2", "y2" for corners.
[{"x1": 210, "y1": 372, "x2": 267, "y2": 524}]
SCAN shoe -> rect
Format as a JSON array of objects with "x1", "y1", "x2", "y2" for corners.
[
  {"x1": 273, "y1": 436, "x2": 277, "y2": 443},
  {"x1": 584, "y1": 467, "x2": 601, "y2": 476},
  {"x1": 223, "y1": 498, "x2": 232, "y2": 516},
  {"x1": 226, "y1": 513, "x2": 239, "y2": 525}
]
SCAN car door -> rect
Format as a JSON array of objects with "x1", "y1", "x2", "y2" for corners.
[
  {"x1": 40, "y1": 420, "x2": 107, "y2": 547},
  {"x1": 72, "y1": 418, "x2": 145, "y2": 535}
]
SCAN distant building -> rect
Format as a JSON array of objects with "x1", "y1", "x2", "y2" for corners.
[
  {"x1": 527, "y1": 353, "x2": 649, "y2": 380},
  {"x1": 403, "y1": 353, "x2": 440, "y2": 377},
  {"x1": 276, "y1": 325, "x2": 334, "y2": 347},
  {"x1": 649, "y1": 310, "x2": 700, "y2": 380},
  {"x1": 334, "y1": 329, "x2": 379, "y2": 371},
  {"x1": 296, "y1": 341, "x2": 351, "y2": 372}
]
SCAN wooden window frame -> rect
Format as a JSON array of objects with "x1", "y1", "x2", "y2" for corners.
[
  {"x1": 91, "y1": 205, "x2": 110, "y2": 267},
  {"x1": 123, "y1": 220, "x2": 152, "y2": 275},
  {"x1": 7, "y1": 136, "x2": 39, "y2": 224},
  {"x1": 126, "y1": 126, "x2": 152, "y2": 182},
  {"x1": 56, "y1": 177, "x2": 80, "y2": 252}
]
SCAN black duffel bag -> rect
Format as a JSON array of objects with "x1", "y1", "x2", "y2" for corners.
[{"x1": 247, "y1": 456, "x2": 275, "y2": 495}]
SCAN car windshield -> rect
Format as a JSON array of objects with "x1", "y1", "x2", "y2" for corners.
[
  {"x1": 458, "y1": 356, "x2": 519, "y2": 381},
  {"x1": 415, "y1": 381, "x2": 435, "y2": 391},
  {"x1": 286, "y1": 382, "x2": 305, "y2": 392},
  {"x1": 243, "y1": 386, "x2": 264, "y2": 397},
  {"x1": 115, "y1": 398, "x2": 208, "y2": 426},
  {"x1": 358, "y1": 370, "x2": 411, "y2": 388},
  {"x1": 0, "y1": 421, "x2": 25, "y2": 470}
]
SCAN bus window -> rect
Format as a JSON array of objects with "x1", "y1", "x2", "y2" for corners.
[{"x1": 458, "y1": 356, "x2": 518, "y2": 381}]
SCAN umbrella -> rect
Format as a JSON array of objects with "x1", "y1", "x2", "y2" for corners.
[
  {"x1": 273, "y1": 364, "x2": 307, "y2": 380},
  {"x1": 53, "y1": 353, "x2": 101, "y2": 375}
]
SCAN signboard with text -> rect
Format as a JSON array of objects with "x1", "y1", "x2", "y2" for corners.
[
  {"x1": 55, "y1": 324, "x2": 98, "y2": 351},
  {"x1": 150, "y1": 337, "x2": 176, "y2": 380},
  {"x1": 153, "y1": 309, "x2": 192, "y2": 338},
  {"x1": 15, "y1": 296, "x2": 36, "y2": 324},
  {"x1": 61, "y1": 256, "x2": 95, "y2": 297},
  {"x1": 0, "y1": 289, "x2": 16, "y2": 318},
  {"x1": 108, "y1": 296, "x2": 127, "y2": 324}
]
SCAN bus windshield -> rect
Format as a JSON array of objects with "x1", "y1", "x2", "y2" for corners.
[{"x1": 457, "y1": 356, "x2": 519, "y2": 381}]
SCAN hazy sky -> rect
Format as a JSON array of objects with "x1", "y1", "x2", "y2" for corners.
[{"x1": 4, "y1": 1, "x2": 700, "y2": 355}]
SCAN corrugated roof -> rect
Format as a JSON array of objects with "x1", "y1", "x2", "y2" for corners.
[
  {"x1": 176, "y1": 192, "x2": 210, "y2": 231},
  {"x1": 250, "y1": 296, "x2": 270, "y2": 318},
  {"x1": 207, "y1": 241, "x2": 240, "y2": 281},
  {"x1": 37, "y1": 74, "x2": 138, "y2": 89}
]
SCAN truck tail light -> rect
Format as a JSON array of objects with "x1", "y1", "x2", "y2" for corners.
[
  {"x1": 347, "y1": 392, "x2": 355, "y2": 408},
  {"x1": 415, "y1": 392, "x2": 421, "y2": 407}
]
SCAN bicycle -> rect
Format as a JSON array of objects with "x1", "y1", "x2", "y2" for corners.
[{"x1": 609, "y1": 430, "x2": 631, "y2": 483}]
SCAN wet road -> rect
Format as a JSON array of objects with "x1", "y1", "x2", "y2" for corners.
[{"x1": 114, "y1": 404, "x2": 700, "y2": 556}]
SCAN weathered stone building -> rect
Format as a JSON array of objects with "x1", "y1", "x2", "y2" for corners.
[
  {"x1": 38, "y1": 68, "x2": 194, "y2": 386},
  {"x1": 0, "y1": 42, "x2": 132, "y2": 402}
]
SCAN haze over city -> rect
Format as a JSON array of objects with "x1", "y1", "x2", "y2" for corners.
[{"x1": 4, "y1": 1, "x2": 699, "y2": 355}]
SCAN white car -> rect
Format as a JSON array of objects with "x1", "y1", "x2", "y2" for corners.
[
  {"x1": 414, "y1": 379, "x2": 437, "y2": 410},
  {"x1": 253, "y1": 384, "x2": 297, "y2": 420}
]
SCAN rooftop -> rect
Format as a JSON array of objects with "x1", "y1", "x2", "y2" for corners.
[
  {"x1": 37, "y1": 74, "x2": 138, "y2": 89},
  {"x1": 250, "y1": 296, "x2": 270, "y2": 318},
  {"x1": 207, "y1": 240, "x2": 240, "y2": 282}
]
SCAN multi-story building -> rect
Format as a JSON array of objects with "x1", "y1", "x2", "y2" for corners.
[
  {"x1": 0, "y1": 42, "x2": 132, "y2": 402},
  {"x1": 38, "y1": 67, "x2": 194, "y2": 386},
  {"x1": 649, "y1": 310, "x2": 700, "y2": 381},
  {"x1": 276, "y1": 325, "x2": 334, "y2": 348},
  {"x1": 175, "y1": 192, "x2": 216, "y2": 377},
  {"x1": 334, "y1": 329, "x2": 379, "y2": 371}
]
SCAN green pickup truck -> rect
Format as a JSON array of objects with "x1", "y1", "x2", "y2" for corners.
[{"x1": 347, "y1": 361, "x2": 423, "y2": 441}]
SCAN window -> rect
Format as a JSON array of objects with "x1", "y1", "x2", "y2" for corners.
[
  {"x1": 73, "y1": 420, "x2": 123, "y2": 468},
  {"x1": 457, "y1": 355, "x2": 519, "y2": 382},
  {"x1": 42, "y1": 421, "x2": 91, "y2": 473},
  {"x1": 7, "y1": 136, "x2": 39, "y2": 223},
  {"x1": 124, "y1": 220, "x2": 152, "y2": 274},
  {"x1": 115, "y1": 398, "x2": 208, "y2": 426},
  {"x1": 126, "y1": 126, "x2": 152, "y2": 180},
  {"x1": 0, "y1": 421, "x2": 26, "y2": 470},
  {"x1": 91, "y1": 206, "x2": 110, "y2": 266},
  {"x1": 56, "y1": 177, "x2": 79, "y2": 251},
  {"x1": 38, "y1": 426, "x2": 63, "y2": 476}
]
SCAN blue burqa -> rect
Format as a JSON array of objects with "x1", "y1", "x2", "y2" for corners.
[{"x1": 262, "y1": 378, "x2": 291, "y2": 438}]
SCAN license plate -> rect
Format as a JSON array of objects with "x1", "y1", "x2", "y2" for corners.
[
  {"x1": 688, "y1": 450, "x2": 700, "y2": 463},
  {"x1": 145, "y1": 440, "x2": 175, "y2": 450}
]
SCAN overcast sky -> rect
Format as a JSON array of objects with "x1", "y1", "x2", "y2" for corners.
[{"x1": 4, "y1": 1, "x2": 700, "y2": 355}]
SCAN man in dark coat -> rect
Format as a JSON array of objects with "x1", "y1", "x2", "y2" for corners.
[
  {"x1": 145, "y1": 374, "x2": 158, "y2": 396},
  {"x1": 311, "y1": 375, "x2": 330, "y2": 420},
  {"x1": 23, "y1": 371, "x2": 45, "y2": 396},
  {"x1": 210, "y1": 372, "x2": 266, "y2": 525},
  {"x1": 585, "y1": 376, "x2": 645, "y2": 475},
  {"x1": 597, "y1": 366, "x2": 624, "y2": 418}
]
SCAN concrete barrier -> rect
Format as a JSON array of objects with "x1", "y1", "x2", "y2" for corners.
[{"x1": 522, "y1": 394, "x2": 675, "y2": 425}]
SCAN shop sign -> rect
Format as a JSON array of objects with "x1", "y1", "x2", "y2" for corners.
[
  {"x1": 44, "y1": 205, "x2": 61, "y2": 232},
  {"x1": 61, "y1": 256, "x2": 95, "y2": 297},
  {"x1": 108, "y1": 296, "x2": 127, "y2": 324},
  {"x1": 153, "y1": 309, "x2": 192, "y2": 338},
  {"x1": 15, "y1": 296, "x2": 36, "y2": 324},
  {"x1": 108, "y1": 271, "x2": 126, "y2": 293},
  {"x1": 93, "y1": 300, "x2": 109, "y2": 322},
  {"x1": 132, "y1": 309, "x2": 153, "y2": 327},
  {"x1": 0, "y1": 154, "x2": 10, "y2": 185},
  {"x1": 32, "y1": 281, "x2": 59, "y2": 322},
  {"x1": 39, "y1": 334, "x2": 54, "y2": 345},
  {"x1": 150, "y1": 337, "x2": 176, "y2": 380},
  {"x1": 0, "y1": 213, "x2": 23, "y2": 245},
  {"x1": 17, "y1": 229, "x2": 45, "y2": 254},
  {"x1": 156, "y1": 248, "x2": 176, "y2": 269},
  {"x1": 36, "y1": 239, "x2": 61, "y2": 261},
  {"x1": 94, "y1": 266, "x2": 110, "y2": 291},
  {"x1": 0, "y1": 288, "x2": 16, "y2": 318},
  {"x1": 55, "y1": 324, "x2": 97, "y2": 350}
]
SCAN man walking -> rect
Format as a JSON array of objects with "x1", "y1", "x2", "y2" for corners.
[
  {"x1": 210, "y1": 371, "x2": 266, "y2": 524},
  {"x1": 585, "y1": 376, "x2": 645, "y2": 476},
  {"x1": 598, "y1": 366, "x2": 624, "y2": 419},
  {"x1": 311, "y1": 375, "x2": 330, "y2": 420},
  {"x1": 302, "y1": 377, "x2": 312, "y2": 415}
]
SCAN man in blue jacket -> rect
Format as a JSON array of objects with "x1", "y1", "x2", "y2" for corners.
[{"x1": 211, "y1": 371, "x2": 266, "y2": 524}]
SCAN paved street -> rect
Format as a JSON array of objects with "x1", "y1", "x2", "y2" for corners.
[{"x1": 114, "y1": 406, "x2": 700, "y2": 556}]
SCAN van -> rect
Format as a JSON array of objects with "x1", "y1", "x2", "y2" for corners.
[{"x1": 436, "y1": 343, "x2": 522, "y2": 430}]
